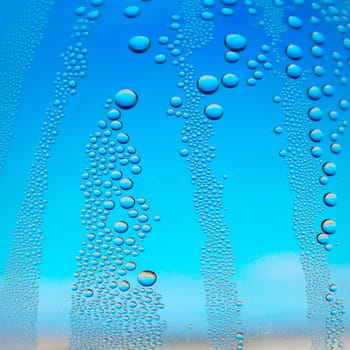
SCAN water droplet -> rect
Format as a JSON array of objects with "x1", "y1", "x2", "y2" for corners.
[
  {"x1": 322, "y1": 84, "x2": 335, "y2": 96},
  {"x1": 321, "y1": 219, "x2": 336, "y2": 234},
  {"x1": 343, "y1": 37, "x2": 350, "y2": 49},
  {"x1": 330, "y1": 143, "x2": 342, "y2": 154},
  {"x1": 221, "y1": 73, "x2": 239, "y2": 88},
  {"x1": 120, "y1": 196, "x2": 136, "y2": 209},
  {"x1": 317, "y1": 232, "x2": 329, "y2": 244},
  {"x1": 286, "y1": 16, "x2": 303, "y2": 29},
  {"x1": 170, "y1": 96, "x2": 183, "y2": 107},
  {"x1": 311, "y1": 31, "x2": 325, "y2": 45},
  {"x1": 224, "y1": 34, "x2": 247, "y2": 51},
  {"x1": 120, "y1": 178, "x2": 134, "y2": 190},
  {"x1": 114, "y1": 89, "x2": 138, "y2": 109},
  {"x1": 179, "y1": 148, "x2": 190, "y2": 157},
  {"x1": 225, "y1": 51, "x2": 240, "y2": 62},
  {"x1": 87, "y1": 10, "x2": 100, "y2": 20},
  {"x1": 322, "y1": 162, "x2": 336, "y2": 176},
  {"x1": 124, "y1": 6, "x2": 141, "y2": 18},
  {"x1": 311, "y1": 146, "x2": 322, "y2": 158},
  {"x1": 197, "y1": 75, "x2": 220, "y2": 94},
  {"x1": 103, "y1": 200, "x2": 115, "y2": 210},
  {"x1": 329, "y1": 283, "x2": 337, "y2": 292},
  {"x1": 107, "y1": 109, "x2": 121, "y2": 120},
  {"x1": 323, "y1": 192, "x2": 337, "y2": 207},
  {"x1": 309, "y1": 128, "x2": 323, "y2": 142},
  {"x1": 137, "y1": 270, "x2": 157, "y2": 286},
  {"x1": 307, "y1": 86, "x2": 322, "y2": 100},
  {"x1": 204, "y1": 103, "x2": 224, "y2": 120},
  {"x1": 286, "y1": 64, "x2": 302, "y2": 78},
  {"x1": 285, "y1": 44, "x2": 303, "y2": 60},
  {"x1": 308, "y1": 107, "x2": 323, "y2": 121},
  {"x1": 201, "y1": 11, "x2": 214, "y2": 20},
  {"x1": 84, "y1": 288, "x2": 94, "y2": 297},
  {"x1": 119, "y1": 280, "x2": 130, "y2": 292},
  {"x1": 114, "y1": 221, "x2": 129, "y2": 233},
  {"x1": 273, "y1": 126, "x2": 282, "y2": 135},
  {"x1": 154, "y1": 54, "x2": 167, "y2": 64},
  {"x1": 128, "y1": 36, "x2": 151, "y2": 53}
]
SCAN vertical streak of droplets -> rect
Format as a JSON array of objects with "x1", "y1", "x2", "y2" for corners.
[
  {"x1": 0, "y1": 0, "x2": 54, "y2": 173},
  {"x1": 0, "y1": 1, "x2": 105, "y2": 349},
  {"x1": 69, "y1": 91, "x2": 166, "y2": 350},
  {"x1": 170, "y1": 0, "x2": 244, "y2": 348},
  {"x1": 255, "y1": 0, "x2": 348, "y2": 347}
]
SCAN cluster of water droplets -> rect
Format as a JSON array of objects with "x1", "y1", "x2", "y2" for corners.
[
  {"x1": 0, "y1": 1, "x2": 106, "y2": 348},
  {"x1": 125, "y1": 0, "x2": 267, "y2": 348},
  {"x1": 0, "y1": 0, "x2": 54, "y2": 174},
  {"x1": 124, "y1": 0, "x2": 349, "y2": 348},
  {"x1": 268, "y1": 1, "x2": 348, "y2": 348},
  {"x1": 69, "y1": 89, "x2": 165, "y2": 349}
]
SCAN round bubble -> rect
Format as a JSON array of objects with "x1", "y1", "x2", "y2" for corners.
[
  {"x1": 119, "y1": 280, "x2": 130, "y2": 292},
  {"x1": 128, "y1": 36, "x2": 151, "y2": 53},
  {"x1": 221, "y1": 73, "x2": 239, "y2": 88},
  {"x1": 322, "y1": 84, "x2": 335, "y2": 96},
  {"x1": 321, "y1": 219, "x2": 336, "y2": 234},
  {"x1": 114, "y1": 221, "x2": 129, "y2": 233},
  {"x1": 170, "y1": 96, "x2": 183, "y2": 107},
  {"x1": 317, "y1": 233, "x2": 329, "y2": 244},
  {"x1": 330, "y1": 143, "x2": 342, "y2": 154},
  {"x1": 204, "y1": 104, "x2": 224, "y2": 120},
  {"x1": 286, "y1": 64, "x2": 302, "y2": 78},
  {"x1": 154, "y1": 54, "x2": 167, "y2": 64},
  {"x1": 308, "y1": 107, "x2": 323, "y2": 121},
  {"x1": 197, "y1": 75, "x2": 220, "y2": 94},
  {"x1": 103, "y1": 200, "x2": 115, "y2": 210},
  {"x1": 311, "y1": 31, "x2": 325, "y2": 44},
  {"x1": 311, "y1": 146, "x2": 322, "y2": 158},
  {"x1": 313, "y1": 65, "x2": 325, "y2": 76},
  {"x1": 224, "y1": 34, "x2": 247, "y2": 51},
  {"x1": 201, "y1": 11, "x2": 214, "y2": 20},
  {"x1": 285, "y1": 44, "x2": 302, "y2": 60},
  {"x1": 114, "y1": 89, "x2": 138, "y2": 109},
  {"x1": 287, "y1": 16, "x2": 303, "y2": 29},
  {"x1": 179, "y1": 148, "x2": 190, "y2": 157},
  {"x1": 84, "y1": 289, "x2": 94, "y2": 297},
  {"x1": 120, "y1": 196, "x2": 135, "y2": 209},
  {"x1": 137, "y1": 270, "x2": 157, "y2": 286},
  {"x1": 323, "y1": 192, "x2": 337, "y2": 207},
  {"x1": 225, "y1": 51, "x2": 240, "y2": 62},
  {"x1": 307, "y1": 86, "x2": 322, "y2": 100},
  {"x1": 120, "y1": 178, "x2": 134, "y2": 190},
  {"x1": 309, "y1": 128, "x2": 323, "y2": 142},
  {"x1": 323, "y1": 162, "x2": 336, "y2": 176},
  {"x1": 107, "y1": 109, "x2": 121, "y2": 120},
  {"x1": 124, "y1": 6, "x2": 141, "y2": 18}
]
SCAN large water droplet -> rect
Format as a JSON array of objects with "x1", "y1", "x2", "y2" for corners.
[
  {"x1": 285, "y1": 44, "x2": 303, "y2": 60},
  {"x1": 114, "y1": 89, "x2": 138, "y2": 109},
  {"x1": 323, "y1": 192, "x2": 337, "y2": 207},
  {"x1": 114, "y1": 221, "x2": 129, "y2": 233},
  {"x1": 128, "y1": 36, "x2": 151, "y2": 53},
  {"x1": 322, "y1": 162, "x2": 336, "y2": 176},
  {"x1": 224, "y1": 34, "x2": 247, "y2": 51},
  {"x1": 137, "y1": 270, "x2": 157, "y2": 286},
  {"x1": 321, "y1": 219, "x2": 336, "y2": 234},
  {"x1": 204, "y1": 103, "x2": 224, "y2": 120},
  {"x1": 197, "y1": 75, "x2": 220, "y2": 94}
]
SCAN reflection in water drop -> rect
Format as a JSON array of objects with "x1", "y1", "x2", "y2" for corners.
[{"x1": 137, "y1": 270, "x2": 157, "y2": 287}]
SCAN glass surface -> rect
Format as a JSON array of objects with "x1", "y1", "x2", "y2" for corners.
[{"x1": 0, "y1": 0, "x2": 349, "y2": 349}]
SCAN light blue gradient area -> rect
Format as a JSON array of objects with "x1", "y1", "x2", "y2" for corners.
[{"x1": 0, "y1": 0, "x2": 349, "y2": 343}]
